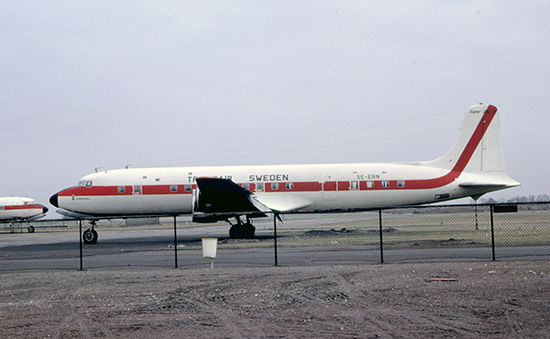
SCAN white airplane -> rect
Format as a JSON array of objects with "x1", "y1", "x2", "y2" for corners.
[
  {"x1": 50, "y1": 104, "x2": 519, "y2": 243},
  {"x1": 0, "y1": 197, "x2": 49, "y2": 222}
]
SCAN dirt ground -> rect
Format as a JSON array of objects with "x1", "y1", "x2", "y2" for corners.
[{"x1": 0, "y1": 260, "x2": 548, "y2": 338}]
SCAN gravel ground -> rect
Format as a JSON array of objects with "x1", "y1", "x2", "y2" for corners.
[{"x1": 1, "y1": 260, "x2": 548, "y2": 338}]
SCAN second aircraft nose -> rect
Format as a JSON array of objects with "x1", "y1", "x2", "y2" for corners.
[{"x1": 49, "y1": 193, "x2": 58, "y2": 208}]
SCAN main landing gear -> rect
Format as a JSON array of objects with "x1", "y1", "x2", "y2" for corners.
[
  {"x1": 83, "y1": 221, "x2": 98, "y2": 244},
  {"x1": 228, "y1": 216, "x2": 256, "y2": 239}
]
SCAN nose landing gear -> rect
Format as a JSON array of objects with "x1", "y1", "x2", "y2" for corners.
[{"x1": 83, "y1": 221, "x2": 98, "y2": 244}]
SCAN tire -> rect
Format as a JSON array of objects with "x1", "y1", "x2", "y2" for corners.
[
  {"x1": 229, "y1": 224, "x2": 243, "y2": 239},
  {"x1": 243, "y1": 223, "x2": 255, "y2": 239},
  {"x1": 229, "y1": 223, "x2": 256, "y2": 239},
  {"x1": 27, "y1": 225, "x2": 35, "y2": 233},
  {"x1": 83, "y1": 229, "x2": 98, "y2": 244}
]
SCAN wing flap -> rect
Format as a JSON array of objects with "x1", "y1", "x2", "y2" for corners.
[{"x1": 252, "y1": 194, "x2": 313, "y2": 212}]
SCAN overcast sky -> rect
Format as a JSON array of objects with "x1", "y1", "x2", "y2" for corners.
[{"x1": 2, "y1": 1, "x2": 548, "y2": 212}]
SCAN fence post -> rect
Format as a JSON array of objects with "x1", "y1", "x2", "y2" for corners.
[
  {"x1": 79, "y1": 220, "x2": 83, "y2": 271},
  {"x1": 173, "y1": 216, "x2": 178, "y2": 268},
  {"x1": 273, "y1": 213, "x2": 278, "y2": 266},
  {"x1": 490, "y1": 205, "x2": 496, "y2": 261},
  {"x1": 379, "y1": 209, "x2": 384, "y2": 264}
]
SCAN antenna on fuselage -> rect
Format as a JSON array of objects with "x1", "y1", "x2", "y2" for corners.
[
  {"x1": 95, "y1": 167, "x2": 103, "y2": 173},
  {"x1": 125, "y1": 164, "x2": 132, "y2": 169}
]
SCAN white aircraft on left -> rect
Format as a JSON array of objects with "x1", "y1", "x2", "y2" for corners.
[{"x1": 0, "y1": 197, "x2": 49, "y2": 221}]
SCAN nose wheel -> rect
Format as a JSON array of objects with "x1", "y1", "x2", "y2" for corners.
[{"x1": 83, "y1": 221, "x2": 98, "y2": 244}]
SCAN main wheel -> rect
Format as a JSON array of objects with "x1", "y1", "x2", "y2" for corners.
[
  {"x1": 83, "y1": 228, "x2": 98, "y2": 244},
  {"x1": 27, "y1": 225, "x2": 35, "y2": 233},
  {"x1": 229, "y1": 224, "x2": 243, "y2": 238},
  {"x1": 242, "y1": 223, "x2": 255, "y2": 239},
  {"x1": 229, "y1": 223, "x2": 256, "y2": 239}
]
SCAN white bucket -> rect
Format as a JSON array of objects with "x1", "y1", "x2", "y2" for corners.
[{"x1": 201, "y1": 238, "x2": 218, "y2": 258}]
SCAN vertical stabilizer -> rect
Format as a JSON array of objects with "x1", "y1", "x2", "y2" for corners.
[
  {"x1": 426, "y1": 104, "x2": 504, "y2": 173},
  {"x1": 423, "y1": 104, "x2": 519, "y2": 195}
]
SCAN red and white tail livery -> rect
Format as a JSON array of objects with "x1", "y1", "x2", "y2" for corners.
[
  {"x1": 50, "y1": 104, "x2": 519, "y2": 242},
  {"x1": 0, "y1": 197, "x2": 49, "y2": 221}
]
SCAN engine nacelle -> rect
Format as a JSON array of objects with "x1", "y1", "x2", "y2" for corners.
[{"x1": 192, "y1": 214, "x2": 226, "y2": 223}]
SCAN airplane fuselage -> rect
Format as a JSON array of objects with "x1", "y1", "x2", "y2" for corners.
[
  {"x1": 50, "y1": 161, "x2": 506, "y2": 217},
  {"x1": 0, "y1": 197, "x2": 48, "y2": 221}
]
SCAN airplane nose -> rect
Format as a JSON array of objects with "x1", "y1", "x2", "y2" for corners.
[{"x1": 49, "y1": 193, "x2": 59, "y2": 208}]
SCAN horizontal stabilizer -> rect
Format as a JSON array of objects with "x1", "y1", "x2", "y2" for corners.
[{"x1": 459, "y1": 182, "x2": 512, "y2": 189}]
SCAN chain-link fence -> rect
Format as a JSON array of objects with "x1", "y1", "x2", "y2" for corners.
[{"x1": 1, "y1": 202, "x2": 549, "y2": 271}]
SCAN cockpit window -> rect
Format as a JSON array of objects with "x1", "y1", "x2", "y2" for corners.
[
  {"x1": 85, "y1": 181, "x2": 93, "y2": 188},
  {"x1": 78, "y1": 180, "x2": 86, "y2": 186}
]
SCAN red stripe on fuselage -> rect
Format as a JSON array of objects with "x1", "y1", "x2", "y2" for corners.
[
  {"x1": 58, "y1": 184, "x2": 197, "y2": 197},
  {"x1": 3, "y1": 204, "x2": 44, "y2": 211}
]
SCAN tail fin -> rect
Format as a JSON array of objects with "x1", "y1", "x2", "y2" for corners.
[
  {"x1": 425, "y1": 104, "x2": 519, "y2": 191},
  {"x1": 427, "y1": 104, "x2": 502, "y2": 171}
]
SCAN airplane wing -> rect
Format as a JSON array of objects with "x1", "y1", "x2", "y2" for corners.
[
  {"x1": 195, "y1": 177, "x2": 264, "y2": 214},
  {"x1": 55, "y1": 208, "x2": 99, "y2": 219},
  {"x1": 195, "y1": 177, "x2": 312, "y2": 215}
]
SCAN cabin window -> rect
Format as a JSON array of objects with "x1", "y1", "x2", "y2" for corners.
[
  {"x1": 367, "y1": 181, "x2": 374, "y2": 188},
  {"x1": 170, "y1": 185, "x2": 178, "y2": 192},
  {"x1": 382, "y1": 181, "x2": 390, "y2": 188},
  {"x1": 397, "y1": 180, "x2": 406, "y2": 188},
  {"x1": 133, "y1": 186, "x2": 142, "y2": 194},
  {"x1": 351, "y1": 181, "x2": 359, "y2": 190},
  {"x1": 257, "y1": 183, "x2": 264, "y2": 191},
  {"x1": 184, "y1": 184, "x2": 192, "y2": 192},
  {"x1": 286, "y1": 182, "x2": 294, "y2": 190},
  {"x1": 85, "y1": 181, "x2": 93, "y2": 188},
  {"x1": 242, "y1": 183, "x2": 250, "y2": 190},
  {"x1": 271, "y1": 183, "x2": 279, "y2": 190},
  {"x1": 118, "y1": 186, "x2": 126, "y2": 193}
]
